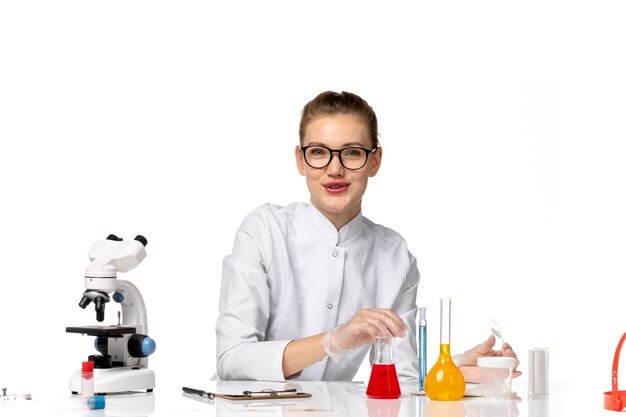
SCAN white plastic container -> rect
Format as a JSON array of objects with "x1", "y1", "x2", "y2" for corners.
[
  {"x1": 528, "y1": 348, "x2": 549, "y2": 395},
  {"x1": 477, "y1": 357, "x2": 516, "y2": 399}
]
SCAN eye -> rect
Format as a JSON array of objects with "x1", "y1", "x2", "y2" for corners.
[
  {"x1": 308, "y1": 147, "x2": 328, "y2": 158},
  {"x1": 343, "y1": 148, "x2": 365, "y2": 158}
]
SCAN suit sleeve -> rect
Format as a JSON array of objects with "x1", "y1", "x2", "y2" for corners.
[{"x1": 215, "y1": 225, "x2": 291, "y2": 381}]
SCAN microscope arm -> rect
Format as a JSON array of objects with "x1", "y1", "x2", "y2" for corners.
[{"x1": 115, "y1": 280, "x2": 148, "y2": 335}]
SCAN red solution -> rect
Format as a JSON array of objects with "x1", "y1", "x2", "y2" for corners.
[{"x1": 366, "y1": 364, "x2": 401, "y2": 399}]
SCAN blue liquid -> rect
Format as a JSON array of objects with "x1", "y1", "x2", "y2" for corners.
[{"x1": 419, "y1": 324, "x2": 427, "y2": 390}]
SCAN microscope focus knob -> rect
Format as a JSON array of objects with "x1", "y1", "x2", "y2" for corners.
[
  {"x1": 112, "y1": 292, "x2": 124, "y2": 303},
  {"x1": 128, "y1": 334, "x2": 156, "y2": 358}
]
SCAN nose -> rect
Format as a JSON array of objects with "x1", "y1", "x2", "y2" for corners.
[{"x1": 326, "y1": 151, "x2": 344, "y2": 175}]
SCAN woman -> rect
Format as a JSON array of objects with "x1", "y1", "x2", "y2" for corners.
[{"x1": 215, "y1": 91, "x2": 519, "y2": 382}]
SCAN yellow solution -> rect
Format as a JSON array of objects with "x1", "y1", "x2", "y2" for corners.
[{"x1": 424, "y1": 343, "x2": 466, "y2": 401}]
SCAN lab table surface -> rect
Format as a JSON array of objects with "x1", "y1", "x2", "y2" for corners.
[{"x1": 1, "y1": 379, "x2": 612, "y2": 417}]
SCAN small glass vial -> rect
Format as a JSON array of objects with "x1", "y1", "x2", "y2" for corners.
[
  {"x1": 81, "y1": 361, "x2": 94, "y2": 397},
  {"x1": 366, "y1": 336, "x2": 401, "y2": 399}
]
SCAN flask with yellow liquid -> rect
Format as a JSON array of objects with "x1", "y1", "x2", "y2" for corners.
[{"x1": 424, "y1": 298, "x2": 466, "y2": 400}]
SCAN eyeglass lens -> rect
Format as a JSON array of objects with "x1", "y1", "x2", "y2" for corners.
[{"x1": 304, "y1": 146, "x2": 370, "y2": 170}]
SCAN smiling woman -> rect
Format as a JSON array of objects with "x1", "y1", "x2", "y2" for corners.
[
  {"x1": 214, "y1": 91, "x2": 519, "y2": 383},
  {"x1": 295, "y1": 112, "x2": 382, "y2": 230}
]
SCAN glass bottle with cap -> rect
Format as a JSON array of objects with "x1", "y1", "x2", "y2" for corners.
[{"x1": 81, "y1": 361, "x2": 94, "y2": 397}]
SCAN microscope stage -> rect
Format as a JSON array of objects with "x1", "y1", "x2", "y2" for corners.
[{"x1": 66, "y1": 325, "x2": 137, "y2": 337}]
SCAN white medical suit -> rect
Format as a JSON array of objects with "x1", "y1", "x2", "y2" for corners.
[{"x1": 216, "y1": 202, "x2": 420, "y2": 381}]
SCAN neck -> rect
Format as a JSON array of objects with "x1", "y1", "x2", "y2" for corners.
[{"x1": 311, "y1": 201, "x2": 361, "y2": 230}]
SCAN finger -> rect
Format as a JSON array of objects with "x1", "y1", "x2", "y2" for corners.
[
  {"x1": 348, "y1": 322, "x2": 379, "y2": 347},
  {"x1": 379, "y1": 310, "x2": 407, "y2": 336},
  {"x1": 359, "y1": 309, "x2": 406, "y2": 338},
  {"x1": 501, "y1": 345, "x2": 520, "y2": 369},
  {"x1": 502, "y1": 344, "x2": 519, "y2": 359},
  {"x1": 361, "y1": 309, "x2": 401, "y2": 337},
  {"x1": 473, "y1": 335, "x2": 496, "y2": 355},
  {"x1": 380, "y1": 314, "x2": 406, "y2": 337},
  {"x1": 512, "y1": 370, "x2": 523, "y2": 379},
  {"x1": 458, "y1": 366, "x2": 481, "y2": 384},
  {"x1": 363, "y1": 317, "x2": 393, "y2": 339},
  {"x1": 375, "y1": 314, "x2": 405, "y2": 338}
]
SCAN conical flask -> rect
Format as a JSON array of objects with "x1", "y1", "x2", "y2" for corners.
[
  {"x1": 366, "y1": 336, "x2": 401, "y2": 399},
  {"x1": 424, "y1": 298, "x2": 466, "y2": 400}
]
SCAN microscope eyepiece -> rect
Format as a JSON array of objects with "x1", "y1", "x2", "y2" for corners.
[
  {"x1": 134, "y1": 235, "x2": 148, "y2": 247},
  {"x1": 106, "y1": 234, "x2": 122, "y2": 241}
]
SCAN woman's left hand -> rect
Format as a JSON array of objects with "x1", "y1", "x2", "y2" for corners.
[{"x1": 454, "y1": 335, "x2": 522, "y2": 383}]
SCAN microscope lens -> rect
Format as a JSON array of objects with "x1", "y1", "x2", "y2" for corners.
[{"x1": 79, "y1": 296, "x2": 91, "y2": 309}]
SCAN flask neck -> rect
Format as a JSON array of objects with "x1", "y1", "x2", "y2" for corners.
[
  {"x1": 373, "y1": 336, "x2": 395, "y2": 364},
  {"x1": 439, "y1": 298, "x2": 451, "y2": 345}
]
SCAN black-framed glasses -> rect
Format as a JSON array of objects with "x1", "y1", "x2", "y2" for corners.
[{"x1": 300, "y1": 145, "x2": 378, "y2": 170}]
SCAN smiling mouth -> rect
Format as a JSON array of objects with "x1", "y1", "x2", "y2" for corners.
[{"x1": 324, "y1": 183, "x2": 349, "y2": 192}]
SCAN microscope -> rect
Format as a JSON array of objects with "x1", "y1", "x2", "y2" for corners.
[{"x1": 66, "y1": 234, "x2": 156, "y2": 395}]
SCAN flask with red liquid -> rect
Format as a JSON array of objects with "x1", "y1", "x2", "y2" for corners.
[{"x1": 366, "y1": 336, "x2": 401, "y2": 399}]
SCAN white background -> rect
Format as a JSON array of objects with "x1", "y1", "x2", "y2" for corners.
[{"x1": 1, "y1": 0, "x2": 625, "y2": 403}]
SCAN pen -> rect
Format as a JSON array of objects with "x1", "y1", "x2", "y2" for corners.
[{"x1": 182, "y1": 387, "x2": 215, "y2": 399}]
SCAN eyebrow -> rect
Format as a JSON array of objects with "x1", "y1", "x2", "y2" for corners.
[{"x1": 306, "y1": 141, "x2": 370, "y2": 148}]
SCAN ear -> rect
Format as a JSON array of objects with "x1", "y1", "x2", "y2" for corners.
[
  {"x1": 368, "y1": 147, "x2": 383, "y2": 177},
  {"x1": 295, "y1": 145, "x2": 306, "y2": 176}
]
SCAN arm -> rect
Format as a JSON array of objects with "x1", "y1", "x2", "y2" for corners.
[
  {"x1": 282, "y1": 333, "x2": 327, "y2": 379},
  {"x1": 216, "y1": 226, "x2": 293, "y2": 381},
  {"x1": 282, "y1": 307, "x2": 410, "y2": 378}
]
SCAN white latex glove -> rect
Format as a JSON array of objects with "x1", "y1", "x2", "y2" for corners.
[
  {"x1": 454, "y1": 335, "x2": 522, "y2": 383},
  {"x1": 323, "y1": 308, "x2": 407, "y2": 363}
]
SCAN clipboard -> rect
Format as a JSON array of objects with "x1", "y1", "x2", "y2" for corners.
[
  {"x1": 216, "y1": 391, "x2": 311, "y2": 401},
  {"x1": 182, "y1": 387, "x2": 311, "y2": 401}
]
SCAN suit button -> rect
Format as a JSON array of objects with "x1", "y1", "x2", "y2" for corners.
[
  {"x1": 327, "y1": 303, "x2": 333, "y2": 309},
  {"x1": 332, "y1": 251, "x2": 338, "y2": 257}
]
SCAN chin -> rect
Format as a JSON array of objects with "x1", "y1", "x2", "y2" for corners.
[{"x1": 317, "y1": 198, "x2": 358, "y2": 216}]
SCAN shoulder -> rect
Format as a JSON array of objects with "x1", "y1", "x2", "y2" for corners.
[
  {"x1": 238, "y1": 202, "x2": 307, "y2": 232},
  {"x1": 362, "y1": 216, "x2": 408, "y2": 248},
  {"x1": 362, "y1": 216, "x2": 419, "y2": 283}
]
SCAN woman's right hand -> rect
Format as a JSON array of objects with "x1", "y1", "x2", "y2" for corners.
[{"x1": 323, "y1": 308, "x2": 407, "y2": 362}]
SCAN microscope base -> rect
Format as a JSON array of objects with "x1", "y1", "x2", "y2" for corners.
[{"x1": 69, "y1": 367, "x2": 155, "y2": 395}]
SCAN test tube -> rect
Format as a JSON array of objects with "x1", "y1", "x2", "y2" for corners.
[
  {"x1": 418, "y1": 307, "x2": 427, "y2": 391},
  {"x1": 81, "y1": 361, "x2": 94, "y2": 397}
]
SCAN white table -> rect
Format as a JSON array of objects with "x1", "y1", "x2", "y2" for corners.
[{"x1": 1, "y1": 380, "x2": 613, "y2": 416}]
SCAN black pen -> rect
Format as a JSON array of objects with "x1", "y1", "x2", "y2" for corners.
[{"x1": 182, "y1": 386, "x2": 215, "y2": 399}]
